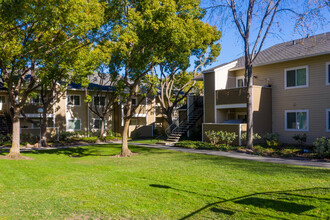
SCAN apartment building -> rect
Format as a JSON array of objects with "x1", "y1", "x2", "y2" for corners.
[
  {"x1": 199, "y1": 32, "x2": 330, "y2": 145},
  {"x1": 0, "y1": 78, "x2": 160, "y2": 139}
]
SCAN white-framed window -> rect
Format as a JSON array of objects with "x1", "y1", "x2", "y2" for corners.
[
  {"x1": 67, "y1": 119, "x2": 81, "y2": 131},
  {"x1": 93, "y1": 96, "x2": 106, "y2": 106},
  {"x1": 326, "y1": 62, "x2": 330, "y2": 86},
  {"x1": 236, "y1": 76, "x2": 244, "y2": 88},
  {"x1": 92, "y1": 118, "x2": 105, "y2": 129},
  {"x1": 67, "y1": 95, "x2": 80, "y2": 106},
  {"x1": 284, "y1": 66, "x2": 308, "y2": 89},
  {"x1": 285, "y1": 110, "x2": 309, "y2": 131},
  {"x1": 0, "y1": 96, "x2": 5, "y2": 104},
  {"x1": 131, "y1": 97, "x2": 137, "y2": 106},
  {"x1": 327, "y1": 109, "x2": 330, "y2": 132},
  {"x1": 30, "y1": 95, "x2": 41, "y2": 104},
  {"x1": 130, "y1": 118, "x2": 137, "y2": 126}
]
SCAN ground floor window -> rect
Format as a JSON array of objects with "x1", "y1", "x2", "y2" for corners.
[
  {"x1": 68, "y1": 119, "x2": 81, "y2": 131},
  {"x1": 327, "y1": 109, "x2": 330, "y2": 132},
  {"x1": 285, "y1": 110, "x2": 308, "y2": 131},
  {"x1": 93, "y1": 118, "x2": 104, "y2": 129}
]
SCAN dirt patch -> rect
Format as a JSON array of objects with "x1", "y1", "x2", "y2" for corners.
[
  {"x1": 0, "y1": 154, "x2": 33, "y2": 160},
  {"x1": 112, "y1": 152, "x2": 139, "y2": 158}
]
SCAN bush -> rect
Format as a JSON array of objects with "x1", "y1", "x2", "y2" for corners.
[
  {"x1": 21, "y1": 133, "x2": 39, "y2": 144},
  {"x1": 280, "y1": 148, "x2": 301, "y2": 157},
  {"x1": 313, "y1": 137, "x2": 330, "y2": 157},
  {"x1": 292, "y1": 134, "x2": 307, "y2": 146},
  {"x1": 263, "y1": 133, "x2": 280, "y2": 147},
  {"x1": 107, "y1": 130, "x2": 121, "y2": 137},
  {"x1": 205, "y1": 130, "x2": 219, "y2": 145},
  {"x1": 205, "y1": 130, "x2": 238, "y2": 146},
  {"x1": 241, "y1": 132, "x2": 261, "y2": 141},
  {"x1": 80, "y1": 137, "x2": 98, "y2": 143},
  {"x1": 59, "y1": 132, "x2": 75, "y2": 141},
  {"x1": 0, "y1": 134, "x2": 8, "y2": 145}
]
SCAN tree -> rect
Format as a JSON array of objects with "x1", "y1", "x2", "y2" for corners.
[
  {"x1": 106, "y1": 0, "x2": 215, "y2": 156},
  {"x1": 206, "y1": 0, "x2": 329, "y2": 149},
  {"x1": 0, "y1": 0, "x2": 104, "y2": 158},
  {"x1": 157, "y1": 31, "x2": 220, "y2": 127},
  {"x1": 85, "y1": 72, "x2": 121, "y2": 138}
]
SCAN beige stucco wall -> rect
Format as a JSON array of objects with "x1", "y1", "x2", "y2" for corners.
[
  {"x1": 232, "y1": 54, "x2": 330, "y2": 144},
  {"x1": 204, "y1": 72, "x2": 215, "y2": 123}
]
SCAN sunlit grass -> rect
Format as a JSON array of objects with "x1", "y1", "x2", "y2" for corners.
[{"x1": 0, "y1": 144, "x2": 329, "y2": 219}]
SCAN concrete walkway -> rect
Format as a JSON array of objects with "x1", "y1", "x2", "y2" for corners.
[{"x1": 130, "y1": 143, "x2": 330, "y2": 169}]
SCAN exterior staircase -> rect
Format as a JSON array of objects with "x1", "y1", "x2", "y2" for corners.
[
  {"x1": 0, "y1": 114, "x2": 12, "y2": 136},
  {"x1": 165, "y1": 107, "x2": 203, "y2": 145}
]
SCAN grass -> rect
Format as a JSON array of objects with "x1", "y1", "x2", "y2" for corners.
[{"x1": 0, "y1": 144, "x2": 329, "y2": 219}]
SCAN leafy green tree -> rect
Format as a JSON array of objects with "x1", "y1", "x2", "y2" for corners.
[
  {"x1": 0, "y1": 0, "x2": 105, "y2": 158},
  {"x1": 106, "y1": 0, "x2": 216, "y2": 157}
]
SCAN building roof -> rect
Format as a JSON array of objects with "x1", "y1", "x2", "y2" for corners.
[{"x1": 203, "y1": 32, "x2": 330, "y2": 73}]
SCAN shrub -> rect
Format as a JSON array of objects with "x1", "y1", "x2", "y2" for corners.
[
  {"x1": 59, "y1": 131, "x2": 75, "y2": 141},
  {"x1": 292, "y1": 134, "x2": 307, "y2": 146},
  {"x1": 0, "y1": 134, "x2": 7, "y2": 145},
  {"x1": 205, "y1": 130, "x2": 238, "y2": 146},
  {"x1": 21, "y1": 133, "x2": 39, "y2": 144},
  {"x1": 218, "y1": 131, "x2": 238, "y2": 147},
  {"x1": 241, "y1": 132, "x2": 261, "y2": 141},
  {"x1": 80, "y1": 137, "x2": 98, "y2": 143},
  {"x1": 263, "y1": 133, "x2": 280, "y2": 147},
  {"x1": 107, "y1": 130, "x2": 121, "y2": 137},
  {"x1": 205, "y1": 130, "x2": 219, "y2": 145},
  {"x1": 313, "y1": 137, "x2": 330, "y2": 157},
  {"x1": 280, "y1": 148, "x2": 301, "y2": 157}
]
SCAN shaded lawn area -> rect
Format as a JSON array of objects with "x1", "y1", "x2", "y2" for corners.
[{"x1": 0, "y1": 144, "x2": 329, "y2": 219}]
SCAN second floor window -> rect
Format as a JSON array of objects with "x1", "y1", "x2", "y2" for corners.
[
  {"x1": 285, "y1": 66, "x2": 308, "y2": 89},
  {"x1": 131, "y1": 98, "x2": 137, "y2": 106},
  {"x1": 236, "y1": 78, "x2": 244, "y2": 88},
  {"x1": 93, "y1": 96, "x2": 106, "y2": 106},
  {"x1": 67, "y1": 95, "x2": 80, "y2": 106}
]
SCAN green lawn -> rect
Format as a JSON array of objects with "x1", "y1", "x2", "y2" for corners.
[{"x1": 0, "y1": 144, "x2": 329, "y2": 219}]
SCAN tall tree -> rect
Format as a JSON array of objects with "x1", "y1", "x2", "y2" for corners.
[
  {"x1": 206, "y1": 0, "x2": 329, "y2": 149},
  {"x1": 106, "y1": 0, "x2": 215, "y2": 156},
  {"x1": 0, "y1": 0, "x2": 104, "y2": 158}
]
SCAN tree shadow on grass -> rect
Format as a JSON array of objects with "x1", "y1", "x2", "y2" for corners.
[
  {"x1": 16, "y1": 144, "x2": 173, "y2": 158},
  {"x1": 150, "y1": 184, "x2": 329, "y2": 219},
  {"x1": 179, "y1": 187, "x2": 329, "y2": 219}
]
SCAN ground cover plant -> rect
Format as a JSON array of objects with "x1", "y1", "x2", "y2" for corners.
[{"x1": 0, "y1": 144, "x2": 329, "y2": 219}]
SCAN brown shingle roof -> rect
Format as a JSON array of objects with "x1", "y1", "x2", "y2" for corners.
[{"x1": 204, "y1": 32, "x2": 330, "y2": 73}]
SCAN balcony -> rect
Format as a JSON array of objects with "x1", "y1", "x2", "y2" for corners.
[{"x1": 216, "y1": 86, "x2": 271, "y2": 107}]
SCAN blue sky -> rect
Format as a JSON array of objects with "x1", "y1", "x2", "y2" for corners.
[{"x1": 200, "y1": 0, "x2": 330, "y2": 70}]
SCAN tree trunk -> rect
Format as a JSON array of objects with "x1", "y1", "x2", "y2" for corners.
[
  {"x1": 40, "y1": 110, "x2": 48, "y2": 147},
  {"x1": 246, "y1": 65, "x2": 254, "y2": 149},
  {"x1": 120, "y1": 118, "x2": 133, "y2": 157},
  {"x1": 99, "y1": 118, "x2": 105, "y2": 138},
  {"x1": 8, "y1": 108, "x2": 22, "y2": 158},
  {"x1": 165, "y1": 111, "x2": 173, "y2": 129}
]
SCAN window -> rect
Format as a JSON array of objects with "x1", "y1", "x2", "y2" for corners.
[
  {"x1": 30, "y1": 95, "x2": 41, "y2": 104},
  {"x1": 67, "y1": 95, "x2": 80, "y2": 106},
  {"x1": 285, "y1": 110, "x2": 309, "y2": 131},
  {"x1": 327, "y1": 109, "x2": 330, "y2": 132},
  {"x1": 326, "y1": 62, "x2": 330, "y2": 85},
  {"x1": 131, "y1": 98, "x2": 137, "y2": 106},
  {"x1": 236, "y1": 77, "x2": 244, "y2": 88},
  {"x1": 0, "y1": 96, "x2": 5, "y2": 104},
  {"x1": 67, "y1": 119, "x2": 81, "y2": 130},
  {"x1": 285, "y1": 66, "x2": 308, "y2": 89},
  {"x1": 93, "y1": 96, "x2": 106, "y2": 106},
  {"x1": 93, "y1": 118, "x2": 104, "y2": 129}
]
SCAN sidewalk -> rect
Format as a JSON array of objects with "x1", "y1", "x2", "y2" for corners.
[{"x1": 130, "y1": 143, "x2": 330, "y2": 169}]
